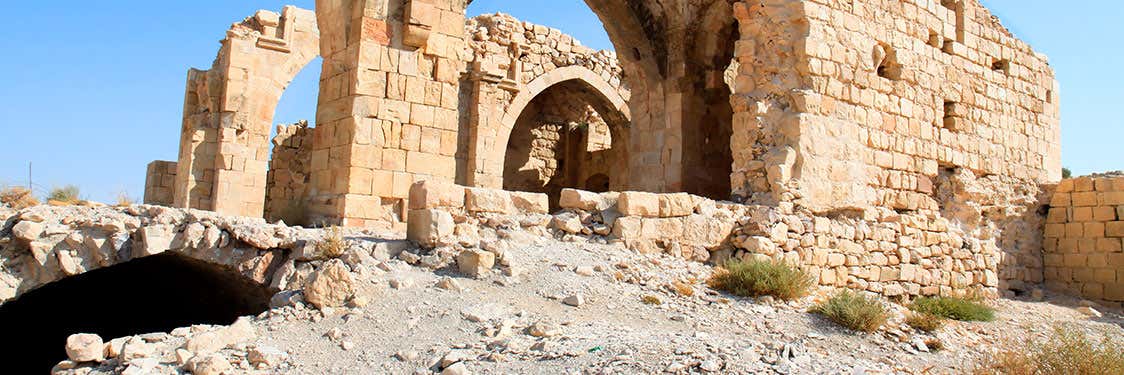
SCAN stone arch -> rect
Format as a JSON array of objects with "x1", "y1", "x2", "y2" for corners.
[
  {"x1": 468, "y1": 65, "x2": 631, "y2": 193},
  {"x1": 173, "y1": 6, "x2": 320, "y2": 219}
]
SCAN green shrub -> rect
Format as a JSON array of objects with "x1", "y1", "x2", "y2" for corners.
[
  {"x1": 810, "y1": 290, "x2": 888, "y2": 333},
  {"x1": 708, "y1": 259, "x2": 815, "y2": 301},
  {"x1": 976, "y1": 325, "x2": 1124, "y2": 375},
  {"x1": 909, "y1": 296, "x2": 995, "y2": 322},
  {"x1": 46, "y1": 185, "x2": 81, "y2": 204},
  {"x1": 905, "y1": 312, "x2": 946, "y2": 332}
]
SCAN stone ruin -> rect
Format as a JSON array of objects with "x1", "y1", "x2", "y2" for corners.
[{"x1": 131, "y1": 0, "x2": 1123, "y2": 304}]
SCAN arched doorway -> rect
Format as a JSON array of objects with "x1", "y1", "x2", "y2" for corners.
[{"x1": 501, "y1": 78, "x2": 630, "y2": 209}]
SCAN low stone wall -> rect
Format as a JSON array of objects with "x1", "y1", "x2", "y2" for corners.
[
  {"x1": 407, "y1": 185, "x2": 1012, "y2": 300},
  {"x1": 143, "y1": 161, "x2": 177, "y2": 206},
  {"x1": 1044, "y1": 176, "x2": 1124, "y2": 304}
]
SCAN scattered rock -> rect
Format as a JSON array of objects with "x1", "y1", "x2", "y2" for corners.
[
  {"x1": 1077, "y1": 306, "x2": 1102, "y2": 318},
  {"x1": 304, "y1": 259, "x2": 356, "y2": 309},
  {"x1": 65, "y1": 333, "x2": 104, "y2": 362},
  {"x1": 457, "y1": 249, "x2": 496, "y2": 278},
  {"x1": 190, "y1": 354, "x2": 233, "y2": 375},
  {"x1": 437, "y1": 277, "x2": 465, "y2": 291},
  {"x1": 562, "y1": 294, "x2": 585, "y2": 307},
  {"x1": 248, "y1": 345, "x2": 289, "y2": 367}
]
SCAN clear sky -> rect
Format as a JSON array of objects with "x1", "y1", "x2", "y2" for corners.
[{"x1": 0, "y1": 1, "x2": 1119, "y2": 203}]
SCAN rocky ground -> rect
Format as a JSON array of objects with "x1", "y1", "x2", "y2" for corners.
[{"x1": 34, "y1": 209, "x2": 1122, "y2": 375}]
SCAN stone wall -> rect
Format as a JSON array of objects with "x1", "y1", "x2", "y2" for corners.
[
  {"x1": 173, "y1": 6, "x2": 320, "y2": 218},
  {"x1": 1044, "y1": 175, "x2": 1124, "y2": 304},
  {"x1": 265, "y1": 122, "x2": 313, "y2": 225},
  {"x1": 545, "y1": 188, "x2": 1007, "y2": 299},
  {"x1": 144, "y1": 161, "x2": 177, "y2": 207}
]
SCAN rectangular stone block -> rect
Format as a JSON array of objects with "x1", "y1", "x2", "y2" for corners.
[
  {"x1": 1072, "y1": 192, "x2": 1098, "y2": 207},
  {"x1": 1049, "y1": 193, "x2": 1070, "y2": 207},
  {"x1": 1072, "y1": 207, "x2": 1092, "y2": 222},
  {"x1": 1097, "y1": 238, "x2": 1123, "y2": 252},
  {"x1": 465, "y1": 187, "x2": 513, "y2": 214},
  {"x1": 1085, "y1": 222, "x2": 1105, "y2": 238},
  {"x1": 407, "y1": 209, "x2": 453, "y2": 247},
  {"x1": 559, "y1": 188, "x2": 607, "y2": 211},
  {"x1": 658, "y1": 193, "x2": 695, "y2": 218},
  {"x1": 1103, "y1": 192, "x2": 1124, "y2": 205},
  {"x1": 1074, "y1": 177, "x2": 1095, "y2": 192},
  {"x1": 1046, "y1": 207, "x2": 1068, "y2": 223},
  {"x1": 612, "y1": 216, "x2": 643, "y2": 239},
  {"x1": 1093, "y1": 206, "x2": 1118, "y2": 222},
  {"x1": 618, "y1": 192, "x2": 659, "y2": 217},
  {"x1": 408, "y1": 180, "x2": 465, "y2": 209},
  {"x1": 1108, "y1": 221, "x2": 1124, "y2": 238},
  {"x1": 510, "y1": 191, "x2": 549, "y2": 214}
]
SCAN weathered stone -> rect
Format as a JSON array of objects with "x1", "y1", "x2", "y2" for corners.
[
  {"x1": 248, "y1": 345, "x2": 289, "y2": 367},
  {"x1": 559, "y1": 189, "x2": 607, "y2": 211},
  {"x1": 11, "y1": 221, "x2": 44, "y2": 242},
  {"x1": 618, "y1": 192, "x2": 659, "y2": 217},
  {"x1": 136, "y1": 224, "x2": 175, "y2": 257},
  {"x1": 509, "y1": 192, "x2": 549, "y2": 214},
  {"x1": 465, "y1": 188, "x2": 513, "y2": 214},
  {"x1": 658, "y1": 193, "x2": 694, "y2": 217},
  {"x1": 407, "y1": 209, "x2": 454, "y2": 247},
  {"x1": 552, "y1": 212, "x2": 584, "y2": 234},
  {"x1": 457, "y1": 249, "x2": 495, "y2": 278},
  {"x1": 303, "y1": 259, "x2": 355, "y2": 309},
  {"x1": 65, "y1": 333, "x2": 105, "y2": 362}
]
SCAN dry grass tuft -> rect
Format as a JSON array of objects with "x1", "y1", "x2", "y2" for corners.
[
  {"x1": 975, "y1": 325, "x2": 1124, "y2": 375},
  {"x1": 910, "y1": 296, "x2": 995, "y2": 322},
  {"x1": 317, "y1": 226, "x2": 347, "y2": 259},
  {"x1": 641, "y1": 295, "x2": 662, "y2": 305},
  {"x1": 810, "y1": 290, "x2": 888, "y2": 333},
  {"x1": 924, "y1": 338, "x2": 944, "y2": 352},
  {"x1": 708, "y1": 259, "x2": 815, "y2": 301},
  {"x1": 46, "y1": 185, "x2": 81, "y2": 205},
  {"x1": 671, "y1": 280, "x2": 695, "y2": 297},
  {"x1": 905, "y1": 312, "x2": 946, "y2": 333},
  {"x1": 116, "y1": 192, "x2": 135, "y2": 207},
  {"x1": 1, "y1": 186, "x2": 39, "y2": 209}
]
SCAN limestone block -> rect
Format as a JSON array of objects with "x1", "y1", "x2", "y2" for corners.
[
  {"x1": 658, "y1": 193, "x2": 695, "y2": 217},
  {"x1": 408, "y1": 180, "x2": 464, "y2": 209},
  {"x1": 552, "y1": 212, "x2": 584, "y2": 234},
  {"x1": 618, "y1": 192, "x2": 659, "y2": 217},
  {"x1": 510, "y1": 191, "x2": 549, "y2": 214},
  {"x1": 740, "y1": 236, "x2": 777, "y2": 256},
  {"x1": 559, "y1": 189, "x2": 608, "y2": 211},
  {"x1": 407, "y1": 209, "x2": 454, "y2": 247},
  {"x1": 137, "y1": 225, "x2": 175, "y2": 257},
  {"x1": 465, "y1": 188, "x2": 513, "y2": 214},
  {"x1": 66, "y1": 334, "x2": 104, "y2": 362},
  {"x1": 11, "y1": 221, "x2": 43, "y2": 243},
  {"x1": 611, "y1": 216, "x2": 643, "y2": 239},
  {"x1": 457, "y1": 249, "x2": 495, "y2": 278},
  {"x1": 303, "y1": 259, "x2": 355, "y2": 309}
]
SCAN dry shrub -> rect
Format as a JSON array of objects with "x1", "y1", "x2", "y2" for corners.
[
  {"x1": 317, "y1": 226, "x2": 347, "y2": 259},
  {"x1": 975, "y1": 325, "x2": 1124, "y2": 375},
  {"x1": 708, "y1": 259, "x2": 814, "y2": 301},
  {"x1": 641, "y1": 295, "x2": 662, "y2": 305},
  {"x1": 905, "y1": 312, "x2": 946, "y2": 333},
  {"x1": 810, "y1": 290, "x2": 888, "y2": 333},
  {"x1": 46, "y1": 185, "x2": 81, "y2": 204},
  {"x1": 671, "y1": 280, "x2": 695, "y2": 297},
  {"x1": 0, "y1": 186, "x2": 39, "y2": 209},
  {"x1": 116, "y1": 192, "x2": 135, "y2": 207},
  {"x1": 924, "y1": 338, "x2": 944, "y2": 352},
  {"x1": 910, "y1": 296, "x2": 995, "y2": 322}
]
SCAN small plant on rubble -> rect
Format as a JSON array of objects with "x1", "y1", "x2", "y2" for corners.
[
  {"x1": 909, "y1": 296, "x2": 995, "y2": 322},
  {"x1": 115, "y1": 191, "x2": 135, "y2": 207},
  {"x1": 0, "y1": 186, "x2": 39, "y2": 209},
  {"x1": 46, "y1": 185, "x2": 81, "y2": 204},
  {"x1": 975, "y1": 325, "x2": 1124, "y2": 375},
  {"x1": 905, "y1": 312, "x2": 945, "y2": 333},
  {"x1": 707, "y1": 259, "x2": 814, "y2": 301},
  {"x1": 317, "y1": 226, "x2": 348, "y2": 259},
  {"x1": 811, "y1": 290, "x2": 888, "y2": 333}
]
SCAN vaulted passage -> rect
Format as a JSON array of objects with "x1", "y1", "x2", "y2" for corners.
[
  {"x1": 0, "y1": 253, "x2": 272, "y2": 373},
  {"x1": 503, "y1": 80, "x2": 629, "y2": 209}
]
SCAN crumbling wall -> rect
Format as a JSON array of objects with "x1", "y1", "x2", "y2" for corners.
[
  {"x1": 265, "y1": 121, "x2": 313, "y2": 225},
  {"x1": 173, "y1": 6, "x2": 320, "y2": 218},
  {"x1": 1044, "y1": 175, "x2": 1124, "y2": 304},
  {"x1": 143, "y1": 161, "x2": 177, "y2": 207}
]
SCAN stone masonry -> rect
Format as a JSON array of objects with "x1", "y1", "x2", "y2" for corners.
[
  {"x1": 1044, "y1": 175, "x2": 1124, "y2": 303},
  {"x1": 143, "y1": 161, "x2": 177, "y2": 207},
  {"x1": 141, "y1": 1, "x2": 1066, "y2": 298}
]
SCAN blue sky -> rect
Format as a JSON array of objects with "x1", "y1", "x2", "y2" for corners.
[{"x1": 0, "y1": 1, "x2": 1118, "y2": 203}]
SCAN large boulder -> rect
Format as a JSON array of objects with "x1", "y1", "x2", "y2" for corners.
[
  {"x1": 65, "y1": 333, "x2": 104, "y2": 362},
  {"x1": 303, "y1": 259, "x2": 355, "y2": 308}
]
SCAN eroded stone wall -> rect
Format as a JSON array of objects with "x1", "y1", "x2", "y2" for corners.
[
  {"x1": 1044, "y1": 175, "x2": 1124, "y2": 304},
  {"x1": 143, "y1": 161, "x2": 177, "y2": 207},
  {"x1": 265, "y1": 122, "x2": 313, "y2": 225},
  {"x1": 173, "y1": 6, "x2": 320, "y2": 218}
]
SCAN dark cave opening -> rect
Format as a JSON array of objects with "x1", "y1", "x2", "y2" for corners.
[{"x1": 0, "y1": 252, "x2": 273, "y2": 373}]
